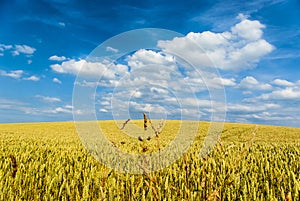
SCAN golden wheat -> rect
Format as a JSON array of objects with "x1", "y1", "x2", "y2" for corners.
[{"x1": 0, "y1": 121, "x2": 299, "y2": 200}]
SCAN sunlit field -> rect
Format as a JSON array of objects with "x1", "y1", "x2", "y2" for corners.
[{"x1": 1, "y1": 120, "x2": 299, "y2": 200}]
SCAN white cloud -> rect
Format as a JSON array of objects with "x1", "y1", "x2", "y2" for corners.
[
  {"x1": 227, "y1": 103, "x2": 280, "y2": 113},
  {"x1": 183, "y1": 73, "x2": 236, "y2": 92},
  {"x1": 99, "y1": 108, "x2": 108, "y2": 113},
  {"x1": 79, "y1": 47, "x2": 228, "y2": 122},
  {"x1": 126, "y1": 49, "x2": 176, "y2": 69},
  {"x1": 12, "y1": 45, "x2": 36, "y2": 56},
  {"x1": 243, "y1": 79, "x2": 300, "y2": 103},
  {"x1": 231, "y1": 18, "x2": 265, "y2": 40},
  {"x1": 158, "y1": 15, "x2": 274, "y2": 71},
  {"x1": 53, "y1": 78, "x2": 62, "y2": 84},
  {"x1": 65, "y1": 105, "x2": 73, "y2": 109},
  {"x1": 44, "y1": 105, "x2": 82, "y2": 115},
  {"x1": 74, "y1": 80, "x2": 99, "y2": 87},
  {"x1": 23, "y1": 75, "x2": 40, "y2": 81},
  {"x1": 250, "y1": 112, "x2": 294, "y2": 121},
  {"x1": 132, "y1": 91, "x2": 142, "y2": 98},
  {"x1": 0, "y1": 44, "x2": 13, "y2": 56},
  {"x1": 51, "y1": 59, "x2": 128, "y2": 79},
  {"x1": 0, "y1": 69, "x2": 41, "y2": 82},
  {"x1": 0, "y1": 98, "x2": 83, "y2": 120},
  {"x1": 58, "y1": 22, "x2": 66, "y2": 27},
  {"x1": 239, "y1": 76, "x2": 272, "y2": 90},
  {"x1": 185, "y1": 31, "x2": 231, "y2": 50},
  {"x1": 226, "y1": 93, "x2": 300, "y2": 127},
  {"x1": 0, "y1": 98, "x2": 39, "y2": 115},
  {"x1": 230, "y1": 112, "x2": 295, "y2": 123},
  {"x1": 35, "y1": 95, "x2": 61, "y2": 103},
  {"x1": 241, "y1": 76, "x2": 259, "y2": 85},
  {"x1": 0, "y1": 70, "x2": 24, "y2": 79},
  {"x1": 1, "y1": 44, "x2": 35, "y2": 56},
  {"x1": 106, "y1": 46, "x2": 119, "y2": 53},
  {"x1": 226, "y1": 39, "x2": 274, "y2": 70},
  {"x1": 100, "y1": 101, "x2": 110, "y2": 106},
  {"x1": 120, "y1": 49, "x2": 225, "y2": 95},
  {"x1": 53, "y1": 107, "x2": 72, "y2": 113},
  {"x1": 242, "y1": 90, "x2": 252, "y2": 95},
  {"x1": 260, "y1": 87, "x2": 300, "y2": 100},
  {"x1": 64, "y1": 16, "x2": 277, "y2": 125},
  {"x1": 150, "y1": 87, "x2": 169, "y2": 94},
  {"x1": 272, "y1": 79, "x2": 294, "y2": 87},
  {"x1": 236, "y1": 13, "x2": 249, "y2": 21},
  {"x1": 0, "y1": 44, "x2": 13, "y2": 50},
  {"x1": 53, "y1": 16, "x2": 271, "y2": 96},
  {"x1": 49, "y1": 55, "x2": 67, "y2": 61},
  {"x1": 212, "y1": 77, "x2": 236, "y2": 87}
]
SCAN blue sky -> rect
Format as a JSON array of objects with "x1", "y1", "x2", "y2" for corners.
[{"x1": 0, "y1": 0, "x2": 300, "y2": 127}]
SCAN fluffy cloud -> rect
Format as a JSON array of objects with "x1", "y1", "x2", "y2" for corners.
[
  {"x1": 182, "y1": 75, "x2": 236, "y2": 93},
  {"x1": 260, "y1": 87, "x2": 300, "y2": 100},
  {"x1": 186, "y1": 31, "x2": 231, "y2": 50},
  {"x1": 1, "y1": 44, "x2": 36, "y2": 56},
  {"x1": 225, "y1": 94, "x2": 300, "y2": 127},
  {"x1": 0, "y1": 69, "x2": 40, "y2": 81},
  {"x1": 60, "y1": 50, "x2": 179, "y2": 91},
  {"x1": 23, "y1": 75, "x2": 40, "y2": 81},
  {"x1": 227, "y1": 103, "x2": 280, "y2": 113},
  {"x1": 0, "y1": 44, "x2": 13, "y2": 50},
  {"x1": 53, "y1": 77, "x2": 62, "y2": 84},
  {"x1": 51, "y1": 59, "x2": 128, "y2": 79},
  {"x1": 124, "y1": 49, "x2": 233, "y2": 93},
  {"x1": 99, "y1": 108, "x2": 108, "y2": 113},
  {"x1": 65, "y1": 105, "x2": 73, "y2": 109},
  {"x1": 53, "y1": 107, "x2": 71, "y2": 113},
  {"x1": 158, "y1": 16, "x2": 274, "y2": 71},
  {"x1": 12, "y1": 45, "x2": 36, "y2": 56},
  {"x1": 0, "y1": 44, "x2": 13, "y2": 56},
  {"x1": 71, "y1": 47, "x2": 228, "y2": 121},
  {"x1": 239, "y1": 76, "x2": 272, "y2": 90},
  {"x1": 53, "y1": 16, "x2": 272, "y2": 93},
  {"x1": 106, "y1": 46, "x2": 118, "y2": 53},
  {"x1": 0, "y1": 70, "x2": 24, "y2": 79},
  {"x1": 41, "y1": 105, "x2": 82, "y2": 115},
  {"x1": 219, "y1": 77, "x2": 236, "y2": 86},
  {"x1": 58, "y1": 22, "x2": 66, "y2": 27},
  {"x1": 0, "y1": 98, "x2": 81, "y2": 122},
  {"x1": 233, "y1": 77, "x2": 300, "y2": 127},
  {"x1": 206, "y1": 77, "x2": 236, "y2": 88},
  {"x1": 272, "y1": 79, "x2": 294, "y2": 87},
  {"x1": 49, "y1": 55, "x2": 67, "y2": 61},
  {"x1": 35, "y1": 95, "x2": 61, "y2": 103},
  {"x1": 126, "y1": 49, "x2": 176, "y2": 69},
  {"x1": 248, "y1": 112, "x2": 294, "y2": 121},
  {"x1": 51, "y1": 59, "x2": 101, "y2": 76},
  {"x1": 226, "y1": 39, "x2": 274, "y2": 70},
  {"x1": 242, "y1": 78, "x2": 300, "y2": 101},
  {"x1": 62, "y1": 15, "x2": 277, "y2": 125},
  {"x1": 231, "y1": 18, "x2": 265, "y2": 40},
  {"x1": 0, "y1": 98, "x2": 39, "y2": 115}
]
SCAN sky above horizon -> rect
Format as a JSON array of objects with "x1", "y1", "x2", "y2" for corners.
[{"x1": 0, "y1": 0, "x2": 300, "y2": 127}]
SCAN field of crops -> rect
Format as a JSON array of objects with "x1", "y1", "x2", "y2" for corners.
[{"x1": 0, "y1": 120, "x2": 299, "y2": 200}]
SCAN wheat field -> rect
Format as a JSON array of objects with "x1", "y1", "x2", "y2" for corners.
[{"x1": 0, "y1": 120, "x2": 299, "y2": 200}]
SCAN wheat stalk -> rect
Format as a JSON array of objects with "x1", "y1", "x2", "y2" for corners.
[
  {"x1": 9, "y1": 155, "x2": 17, "y2": 178},
  {"x1": 143, "y1": 112, "x2": 148, "y2": 130},
  {"x1": 120, "y1": 118, "x2": 130, "y2": 130}
]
